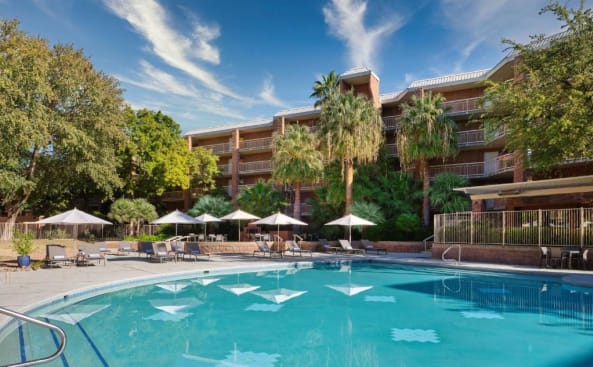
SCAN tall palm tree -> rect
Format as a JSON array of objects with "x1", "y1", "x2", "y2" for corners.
[
  {"x1": 272, "y1": 124, "x2": 323, "y2": 219},
  {"x1": 396, "y1": 91, "x2": 457, "y2": 227},
  {"x1": 310, "y1": 70, "x2": 340, "y2": 108},
  {"x1": 238, "y1": 179, "x2": 285, "y2": 218},
  {"x1": 318, "y1": 90, "x2": 383, "y2": 214}
]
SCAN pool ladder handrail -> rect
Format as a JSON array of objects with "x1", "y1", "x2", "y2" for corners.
[
  {"x1": 0, "y1": 306, "x2": 67, "y2": 367},
  {"x1": 442, "y1": 244, "x2": 461, "y2": 263},
  {"x1": 423, "y1": 234, "x2": 434, "y2": 251}
]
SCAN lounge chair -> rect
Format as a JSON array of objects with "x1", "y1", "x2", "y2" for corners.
[
  {"x1": 285, "y1": 240, "x2": 312, "y2": 257},
  {"x1": 170, "y1": 240, "x2": 186, "y2": 261},
  {"x1": 78, "y1": 243, "x2": 106, "y2": 266},
  {"x1": 254, "y1": 241, "x2": 282, "y2": 258},
  {"x1": 139, "y1": 241, "x2": 155, "y2": 258},
  {"x1": 118, "y1": 241, "x2": 136, "y2": 253},
  {"x1": 338, "y1": 239, "x2": 365, "y2": 255},
  {"x1": 184, "y1": 242, "x2": 210, "y2": 261},
  {"x1": 45, "y1": 244, "x2": 73, "y2": 268},
  {"x1": 319, "y1": 238, "x2": 338, "y2": 253},
  {"x1": 540, "y1": 246, "x2": 549, "y2": 268},
  {"x1": 360, "y1": 239, "x2": 386, "y2": 255},
  {"x1": 151, "y1": 242, "x2": 176, "y2": 263}
]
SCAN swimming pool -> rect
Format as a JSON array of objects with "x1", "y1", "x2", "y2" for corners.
[{"x1": 2, "y1": 261, "x2": 593, "y2": 366}]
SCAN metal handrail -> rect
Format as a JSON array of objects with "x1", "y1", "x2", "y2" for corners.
[
  {"x1": 423, "y1": 234, "x2": 434, "y2": 251},
  {"x1": 0, "y1": 306, "x2": 67, "y2": 367},
  {"x1": 442, "y1": 244, "x2": 461, "y2": 263}
]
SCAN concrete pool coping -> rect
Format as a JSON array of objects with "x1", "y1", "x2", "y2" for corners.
[{"x1": 2, "y1": 251, "x2": 593, "y2": 329}]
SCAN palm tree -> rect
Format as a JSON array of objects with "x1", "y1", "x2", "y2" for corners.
[
  {"x1": 428, "y1": 173, "x2": 471, "y2": 213},
  {"x1": 318, "y1": 90, "x2": 383, "y2": 214},
  {"x1": 272, "y1": 124, "x2": 323, "y2": 219},
  {"x1": 238, "y1": 179, "x2": 286, "y2": 217},
  {"x1": 188, "y1": 194, "x2": 231, "y2": 217},
  {"x1": 310, "y1": 70, "x2": 340, "y2": 107},
  {"x1": 396, "y1": 91, "x2": 457, "y2": 227}
]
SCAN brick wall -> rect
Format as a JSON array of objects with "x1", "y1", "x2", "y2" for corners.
[{"x1": 432, "y1": 243, "x2": 541, "y2": 266}]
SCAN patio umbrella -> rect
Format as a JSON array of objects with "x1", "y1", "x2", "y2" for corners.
[
  {"x1": 194, "y1": 213, "x2": 222, "y2": 240},
  {"x1": 220, "y1": 209, "x2": 260, "y2": 241},
  {"x1": 324, "y1": 213, "x2": 376, "y2": 244},
  {"x1": 36, "y1": 207, "x2": 112, "y2": 238},
  {"x1": 152, "y1": 209, "x2": 203, "y2": 236},
  {"x1": 253, "y1": 212, "x2": 307, "y2": 243}
]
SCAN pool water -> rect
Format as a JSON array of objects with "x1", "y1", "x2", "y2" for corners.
[{"x1": 2, "y1": 262, "x2": 593, "y2": 366}]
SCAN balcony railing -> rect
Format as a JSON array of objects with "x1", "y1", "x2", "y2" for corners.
[
  {"x1": 239, "y1": 160, "x2": 272, "y2": 174},
  {"x1": 161, "y1": 190, "x2": 183, "y2": 202},
  {"x1": 286, "y1": 203, "x2": 313, "y2": 216},
  {"x1": 300, "y1": 182, "x2": 324, "y2": 191},
  {"x1": 239, "y1": 137, "x2": 273, "y2": 152},
  {"x1": 429, "y1": 154, "x2": 515, "y2": 179},
  {"x1": 217, "y1": 163, "x2": 232, "y2": 176},
  {"x1": 456, "y1": 129, "x2": 485, "y2": 147},
  {"x1": 201, "y1": 142, "x2": 232, "y2": 155},
  {"x1": 385, "y1": 143, "x2": 398, "y2": 157},
  {"x1": 443, "y1": 97, "x2": 482, "y2": 115},
  {"x1": 382, "y1": 115, "x2": 400, "y2": 130}
]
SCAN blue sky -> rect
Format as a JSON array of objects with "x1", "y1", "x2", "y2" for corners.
[{"x1": 1, "y1": 0, "x2": 586, "y2": 133}]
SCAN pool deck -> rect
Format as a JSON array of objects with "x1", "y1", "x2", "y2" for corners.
[{"x1": 2, "y1": 251, "x2": 593, "y2": 326}]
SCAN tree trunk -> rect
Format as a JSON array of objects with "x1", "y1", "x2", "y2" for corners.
[
  {"x1": 345, "y1": 161, "x2": 354, "y2": 214},
  {"x1": 293, "y1": 181, "x2": 301, "y2": 220},
  {"x1": 420, "y1": 159, "x2": 431, "y2": 227}
]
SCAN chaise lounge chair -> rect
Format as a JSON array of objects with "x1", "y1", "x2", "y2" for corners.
[
  {"x1": 139, "y1": 241, "x2": 155, "y2": 259},
  {"x1": 184, "y1": 242, "x2": 210, "y2": 261},
  {"x1": 337, "y1": 239, "x2": 365, "y2": 255},
  {"x1": 254, "y1": 241, "x2": 282, "y2": 258},
  {"x1": 285, "y1": 240, "x2": 312, "y2": 257},
  {"x1": 45, "y1": 244, "x2": 73, "y2": 268},
  {"x1": 78, "y1": 243, "x2": 107, "y2": 266},
  {"x1": 151, "y1": 242, "x2": 176, "y2": 263},
  {"x1": 360, "y1": 239, "x2": 387, "y2": 255}
]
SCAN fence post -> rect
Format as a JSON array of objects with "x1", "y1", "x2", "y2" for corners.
[
  {"x1": 470, "y1": 212, "x2": 474, "y2": 245},
  {"x1": 502, "y1": 211, "x2": 506, "y2": 246},
  {"x1": 538, "y1": 209, "x2": 542, "y2": 246},
  {"x1": 580, "y1": 207, "x2": 584, "y2": 248}
]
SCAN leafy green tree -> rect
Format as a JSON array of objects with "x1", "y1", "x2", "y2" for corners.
[
  {"x1": 396, "y1": 91, "x2": 457, "y2": 226},
  {"x1": 272, "y1": 125, "x2": 323, "y2": 219},
  {"x1": 0, "y1": 20, "x2": 126, "y2": 236},
  {"x1": 350, "y1": 201, "x2": 385, "y2": 239},
  {"x1": 310, "y1": 70, "x2": 340, "y2": 107},
  {"x1": 238, "y1": 179, "x2": 285, "y2": 217},
  {"x1": 428, "y1": 173, "x2": 471, "y2": 213},
  {"x1": 318, "y1": 90, "x2": 383, "y2": 214},
  {"x1": 108, "y1": 198, "x2": 157, "y2": 236},
  {"x1": 189, "y1": 147, "x2": 219, "y2": 195},
  {"x1": 483, "y1": 2, "x2": 593, "y2": 172},
  {"x1": 188, "y1": 195, "x2": 231, "y2": 218}
]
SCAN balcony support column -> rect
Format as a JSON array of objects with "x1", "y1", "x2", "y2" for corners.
[{"x1": 231, "y1": 129, "x2": 240, "y2": 205}]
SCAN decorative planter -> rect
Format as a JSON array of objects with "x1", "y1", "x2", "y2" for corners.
[{"x1": 17, "y1": 255, "x2": 31, "y2": 268}]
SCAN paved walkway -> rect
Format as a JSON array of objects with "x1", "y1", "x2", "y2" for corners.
[{"x1": 2, "y1": 251, "x2": 593, "y2": 327}]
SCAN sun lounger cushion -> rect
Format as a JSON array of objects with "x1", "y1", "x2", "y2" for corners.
[{"x1": 53, "y1": 255, "x2": 65, "y2": 260}]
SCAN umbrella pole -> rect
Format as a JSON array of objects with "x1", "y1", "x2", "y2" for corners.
[
  {"x1": 238, "y1": 220, "x2": 241, "y2": 242},
  {"x1": 349, "y1": 226, "x2": 352, "y2": 244},
  {"x1": 203, "y1": 223, "x2": 207, "y2": 241}
]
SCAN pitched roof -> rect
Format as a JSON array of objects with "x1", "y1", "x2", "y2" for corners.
[
  {"x1": 409, "y1": 69, "x2": 490, "y2": 89},
  {"x1": 274, "y1": 105, "x2": 320, "y2": 118},
  {"x1": 184, "y1": 118, "x2": 273, "y2": 137}
]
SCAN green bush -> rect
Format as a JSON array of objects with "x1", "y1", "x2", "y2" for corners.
[{"x1": 12, "y1": 230, "x2": 35, "y2": 256}]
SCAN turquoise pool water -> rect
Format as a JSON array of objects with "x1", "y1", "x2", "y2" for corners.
[{"x1": 2, "y1": 262, "x2": 593, "y2": 366}]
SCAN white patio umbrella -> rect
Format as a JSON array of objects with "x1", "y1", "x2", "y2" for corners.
[
  {"x1": 324, "y1": 214, "x2": 376, "y2": 244},
  {"x1": 152, "y1": 209, "x2": 203, "y2": 236},
  {"x1": 194, "y1": 213, "x2": 222, "y2": 240},
  {"x1": 35, "y1": 207, "x2": 112, "y2": 238},
  {"x1": 253, "y1": 212, "x2": 307, "y2": 243},
  {"x1": 220, "y1": 209, "x2": 260, "y2": 241}
]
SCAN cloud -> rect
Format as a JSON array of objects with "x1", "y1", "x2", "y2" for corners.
[
  {"x1": 103, "y1": 0, "x2": 246, "y2": 101},
  {"x1": 322, "y1": 0, "x2": 403, "y2": 71},
  {"x1": 258, "y1": 75, "x2": 287, "y2": 107}
]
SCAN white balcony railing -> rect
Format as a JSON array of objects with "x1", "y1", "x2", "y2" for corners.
[
  {"x1": 384, "y1": 143, "x2": 398, "y2": 157},
  {"x1": 456, "y1": 129, "x2": 485, "y2": 147},
  {"x1": 443, "y1": 97, "x2": 482, "y2": 115},
  {"x1": 239, "y1": 160, "x2": 272, "y2": 174},
  {"x1": 239, "y1": 137, "x2": 273, "y2": 152},
  {"x1": 201, "y1": 142, "x2": 232, "y2": 155},
  {"x1": 382, "y1": 115, "x2": 400, "y2": 130},
  {"x1": 429, "y1": 154, "x2": 515, "y2": 179},
  {"x1": 217, "y1": 163, "x2": 232, "y2": 176}
]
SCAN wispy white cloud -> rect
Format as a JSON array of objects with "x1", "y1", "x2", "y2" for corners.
[
  {"x1": 258, "y1": 75, "x2": 287, "y2": 107},
  {"x1": 438, "y1": 0, "x2": 565, "y2": 70},
  {"x1": 115, "y1": 60, "x2": 198, "y2": 97},
  {"x1": 322, "y1": 0, "x2": 403, "y2": 71},
  {"x1": 103, "y1": 0, "x2": 246, "y2": 100}
]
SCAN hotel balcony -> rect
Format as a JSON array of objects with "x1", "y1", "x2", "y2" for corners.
[
  {"x1": 161, "y1": 190, "x2": 184, "y2": 202},
  {"x1": 456, "y1": 129, "x2": 485, "y2": 148},
  {"x1": 217, "y1": 163, "x2": 232, "y2": 176},
  {"x1": 384, "y1": 143, "x2": 398, "y2": 157},
  {"x1": 443, "y1": 96, "x2": 483, "y2": 116},
  {"x1": 286, "y1": 203, "x2": 313, "y2": 216},
  {"x1": 239, "y1": 137, "x2": 273, "y2": 153},
  {"x1": 201, "y1": 142, "x2": 232, "y2": 156},
  {"x1": 382, "y1": 115, "x2": 400, "y2": 130},
  {"x1": 428, "y1": 154, "x2": 515, "y2": 180},
  {"x1": 239, "y1": 160, "x2": 272, "y2": 174},
  {"x1": 300, "y1": 182, "x2": 324, "y2": 192}
]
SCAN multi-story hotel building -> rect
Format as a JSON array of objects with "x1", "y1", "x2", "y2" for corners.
[{"x1": 163, "y1": 51, "x2": 592, "y2": 216}]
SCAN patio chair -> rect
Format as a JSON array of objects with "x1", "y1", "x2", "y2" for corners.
[
  {"x1": 184, "y1": 242, "x2": 210, "y2": 261},
  {"x1": 151, "y1": 242, "x2": 176, "y2": 263},
  {"x1": 216, "y1": 234, "x2": 225, "y2": 242},
  {"x1": 360, "y1": 239, "x2": 387, "y2": 255},
  {"x1": 549, "y1": 247, "x2": 563, "y2": 268},
  {"x1": 285, "y1": 240, "x2": 312, "y2": 257},
  {"x1": 45, "y1": 244, "x2": 73, "y2": 268},
  {"x1": 254, "y1": 241, "x2": 282, "y2": 258},
  {"x1": 139, "y1": 241, "x2": 155, "y2": 259},
  {"x1": 78, "y1": 243, "x2": 106, "y2": 266},
  {"x1": 118, "y1": 241, "x2": 136, "y2": 253},
  {"x1": 337, "y1": 239, "x2": 365, "y2": 255},
  {"x1": 170, "y1": 240, "x2": 186, "y2": 261},
  {"x1": 319, "y1": 238, "x2": 337, "y2": 253}
]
